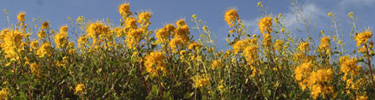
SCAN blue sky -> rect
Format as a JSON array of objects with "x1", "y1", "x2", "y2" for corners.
[{"x1": 1, "y1": 0, "x2": 375, "y2": 50}]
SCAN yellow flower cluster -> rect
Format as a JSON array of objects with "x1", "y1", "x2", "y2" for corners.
[
  {"x1": 125, "y1": 17, "x2": 137, "y2": 29},
  {"x1": 354, "y1": 30, "x2": 372, "y2": 47},
  {"x1": 38, "y1": 30, "x2": 46, "y2": 39},
  {"x1": 119, "y1": 3, "x2": 132, "y2": 19},
  {"x1": 339, "y1": 56, "x2": 361, "y2": 81},
  {"x1": 297, "y1": 42, "x2": 310, "y2": 53},
  {"x1": 36, "y1": 42, "x2": 52, "y2": 58},
  {"x1": 318, "y1": 36, "x2": 331, "y2": 51},
  {"x1": 258, "y1": 16, "x2": 272, "y2": 35},
  {"x1": 262, "y1": 33, "x2": 272, "y2": 47},
  {"x1": 274, "y1": 39, "x2": 284, "y2": 51},
  {"x1": 0, "y1": 88, "x2": 9, "y2": 99},
  {"x1": 192, "y1": 74, "x2": 211, "y2": 88},
  {"x1": 173, "y1": 19, "x2": 190, "y2": 44},
  {"x1": 42, "y1": 21, "x2": 49, "y2": 29},
  {"x1": 0, "y1": 29, "x2": 24, "y2": 61},
  {"x1": 224, "y1": 9, "x2": 239, "y2": 27},
  {"x1": 30, "y1": 63, "x2": 40, "y2": 77},
  {"x1": 188, "y1": 42, "x2": 202, "y2": 51},
  {"x1": 138, "y1": 12, "x2": 151, "y2": 26},
  {"x1": 17, "y1": 12, "x2": 25, "y2": 22},
  {"x1": 211, "y1": 59, "x2": 223, "y2": 69},
  {"x1": 74, "y1": 84, "x2": 85, "y2": 94},
  {"x1": 126, "y1": 28, "x2": 145, "y2": 50},
  {"x1": 144, "y1": 52, "x2": 166, "y2": 77},
  {"x1": 54, "y1": 26, "x2": 68, "y2": 49},
  {"x1": 86, "y1": 22, "x2": 110, "y2": 47},
  {"x1": 232, "y1": 38, "x2": 258, "y2": 53},
  {"x1": 243, "y1": 45, "x2": 258, "y2": 64},
  {"x1": 155, "y1": 24, "x2": 175, "y2": 44},
  {"x1": 294, "y1": 62, "x2": 313, "y2": 90},
  {"x1": 306, "y1": 69, "x2": 334, "y2": 99}
]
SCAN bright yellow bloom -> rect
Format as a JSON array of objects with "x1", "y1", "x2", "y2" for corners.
[
  {"x1": 298, "y1": 42, "x2": 310, "y2": 53},
  {"x1": 87, "y1": 22, "x2": 110, "y2": 38},
  {"x1": 155, "y1": 26, "x2": 171, "y2": 44},
  {"x1": 258, "y1": 16, "x2": 273, "y2": 35},
  {"x1": 119, "y1": 3, "x2": 132, "y2": 19},
  {"x1": 307, "y1": 69, "x2": 334, "y2": 99},
  {"x1": 192, "y1": 74, "x2": 211, "y2": 88},
  {"x1": 17, "y1": 12, "x2": 25, "y2": 22},
  {"x1": 224, "y1": 9, "x2": 239, "y2": 27},
  {"x1": 125, "y1": 17, "x2": 137, "y2": 29},
  {"x1": 144, "y1": 52, "x2": 166, "y2": 77},
  {"x1": 354, "y1": 30, "x2": 372, "y2": 47},
  {"x1": 348, "y1": 12, "x2": 354, "y2": 19},
  {"x1": 170, "y1": 37, "x2": 183, "y2": 52},
  {"x1": 176, "y1": 19, "x2": 186, "y2": 28},
  {"x1": 42, "y1": 21, "x2": 49, "y2": 29},
  {"x1": 74, "y1": 84, "x2": 85, "y2": 94},
  {"x1": 328, "y1": 12, "x2": 333, "y2": 17},
  {"x1": 1, "y1": 29, "x2": 23, "y2": 61},
  {"x1": 0, "y1": 88, "x2": 9, "y2": 99},
  {"x1": 54, "y1": 30, "x2": 68, "y2": 49},
  {"x1": 319, "y1": 36, "x2": 331, "y2": 51},
  {"x1": 188, "y1": 42, "x2": 202, "y2": 51},
  {"x1": 262, "y1": 33, "x2": 272, "y2": 47},
  {"x1": 36, "y1": 42, "x2": 52, "y2": 58},
  {"x1": 138, "y1": 12, "x2": 152, "y2": 26},
  {"x1": 38, "y1": 30, "x2": 46, "y2": 39},
  {"x1": 125, "y1": 28, "x2": 145, "y2": 49},
  {"x1": 243, "y1": 45, "x2": 258, "y2": 64},
  {"x1": 30, "y1": 40, "x2": 39, "y2": 50}
]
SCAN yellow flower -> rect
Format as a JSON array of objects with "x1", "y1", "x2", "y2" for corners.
[
  {"x1": 318, "y1": 36, "x2": 331, "y2": 51},
  {"x1": 176, "y1": 19, "x2": 186, "y2": 28},
  {"x1": 30, "y1": 40, "x2": 39, "y2": 50},
  {"x1": 38, "y1": 30, "x2": 46, "y2": 39},
  {"x1": 54, "y1": 31, "x2": 68, "y2": 49},
  {"x1": 119, "y1": 3, "x2": 132, "y2": 19},
  {"x1": 211, "y1": 59, "x2": 223, "y2": 69},
  {"x1": 138, "y1": 12, "x2": 152, "y2": 26},
  {"x1": 42, "y1": 21, "x2": 49, "y2": 29},
  {"x1": 36, "y1": 42, "x2": 52, "y2": 58},
  {"x1": 188, "y1": 42, "x2": 202, "y2": 51},
  {"x1": 125, "y1": 17, "x2": 137, "y2": 29},
  {"x1": 0, "y1": 88, "x2": 9, "y2": 99},
  {"x1": 328, "y1": 12, "x2": 333, "y2": 17},
  {"x1": 17, "y1": 12, "x2": 26, "y2": 22},
  {"x1": 60, "y1": 25, "x2": 68, "y2": 33},
  {"x1": 78, "y1": 35, "x2": 87, "y2": 49},
  {"x1": 74, "y1": 84, "x2": 85, "y2": 94},
  {"x1": 1, "y1": 29, "x2": 23, "y2": 61},
  {"x1": 258, "y1": 16, "x2": 273, "y2": 35},
  {"x1": 144, "y1": 52, "x2": 166, "y2": 77},
  {"x1": 30, "y1": 63, "x2": 40, "y2": 77},
  {"x1": 348, "y1": 12, "x2": 354, "y2": 19},
  {"x1": 125, "y1": 28, "x2": 145, "y2": 49},
  {"x1": 76, "y1": 16, "x2": 83, "y2": 23},
  {"x1": 354, "y1": 30, "x2": 372, "y2": 47},
  {"x1": 170, "y1": 37, "x2": 183, "y2": 52},
  {"x1": 262, "y1": 33, "x2": 272, "y2": 47},
  {"x1": 224, "y1": 8, "x2": 239, "y2": 27},
  {"x1": 243, "y1": 45, "x2": 258, "y2": 64},
  {"x1": 274, "y1": 39, "x2": 284, "y2": 51},
  {"x1": 192, "y1": 74, "x2": 211, "y2": 88},
  {"x1": 257, "y1": 2, "x2": 262, "y2": 7},
  {"x1": 298, "y1": 42, "x2": 310, "y2": 53}
]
